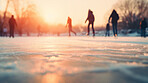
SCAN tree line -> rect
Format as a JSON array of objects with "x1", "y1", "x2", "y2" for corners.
[{"x1": 0, "y1": 0, "x2": 147, "y2": 36}]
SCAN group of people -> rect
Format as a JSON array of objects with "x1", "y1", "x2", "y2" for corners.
[
  {"x1": 2, "y1": 9, "x2": 147, "y2": 38},
  {"x1": 1, "y1": 15, "x2": 17, "y2": 38},
  {"x1": 106, "y1": 9, "x2": 119, "y2": 37},
  {"x1": 9, "y1": 15, "x2": 17, "y2": 38},
  {"x1": 66, "y1": 9, "x2": 147, "y2": 37},
  {"x1": 66, "y1": 9, "x2": 95, "y2": 36},
  {"x1": 66, "y1": 9, "x2": 119, "y2": 37}
]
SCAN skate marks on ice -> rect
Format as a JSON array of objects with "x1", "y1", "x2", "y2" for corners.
[{"x1": 0, "y1": 37, "x2": 148, "y2": 83}]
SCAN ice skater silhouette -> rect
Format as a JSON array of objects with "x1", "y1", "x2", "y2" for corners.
[
  {"x1": 108, "y1": 9, "x2": 119, "y2": 37},
  {"x1": 85, "y1": 9, "x2": 95, "y2": 36},
  {"x1": 66, "y1": 17, "x2": 76, "y2": 36},
  {"x1": 105, "y1": 23, "x2": 110, "y2": 37},
  {"x1": 3, "y1": 25, "x2": 8, "y2": 37},
  {"x1": 9, "y1": 15, "x2": 17, "y2": 38},
  {"x1": 140, "y1": 17, "x2": 147, "y2": 38}
]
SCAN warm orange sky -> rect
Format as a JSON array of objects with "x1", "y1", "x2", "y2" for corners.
[
  {"x1": 34, "y1": 0, "x2": 118, "y2": 26},
  {"x1": 0, "y1": 0, "x2": 118, "y2": 26}
]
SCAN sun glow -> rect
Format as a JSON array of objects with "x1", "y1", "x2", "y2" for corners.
[
  {"x1": 42, "y1": 12, "x2": 57, "y2": 24},
  {"x1": 33, "y1": 0, "x2": 118, "y2": 26}
]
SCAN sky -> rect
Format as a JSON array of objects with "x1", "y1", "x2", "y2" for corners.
[
  {"x1": 0, "y1": 0, "x2": 118, "y2": 26},
  {"x1": 34, "y1": 0, "x2": 118, "y2": 26}
]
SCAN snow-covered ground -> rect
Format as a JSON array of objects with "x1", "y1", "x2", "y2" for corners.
[
  {"x1": 11, "y1": 30, "x2": 142, "y2": 37},
  {"x1": 0, "y1": 37, "x2": 148, "y2": 83}
]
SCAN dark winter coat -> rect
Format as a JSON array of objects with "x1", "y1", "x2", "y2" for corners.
[
  {"x1": 86, "y1": 10, "x2": 95, "y2": 23},
  {"x1": 9, "y1": 17, "x2": 17, "y2": 28},
  {"x1": 106, "y1": 23, "x2": 110, "y2": 31},
  {"x1": 109, "y1": 10, "x2": 119, "y2": 24},
  {"x1": 141, "y1": 19, "x2": 147, "y2": 29}
]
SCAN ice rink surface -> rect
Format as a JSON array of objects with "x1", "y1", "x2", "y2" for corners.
[{"x1": 0, "y1": 37, "x2": 148, "y2": 83}]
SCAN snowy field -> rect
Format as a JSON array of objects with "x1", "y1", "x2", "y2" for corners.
[{"x1": 0, "y1": 37, "x2": 148, "y2": 83}]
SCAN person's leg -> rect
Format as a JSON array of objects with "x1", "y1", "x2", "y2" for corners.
[
  {"x1": 115, "y1": 23, "x2": 118, "y2": 36},
  {"x1": 105, "y1": 31, "x2": 107, "y2": 37},
  {"x1": 5, "y1": 32, "x2": 7, "y2": 37},
  {"x1": 112, "y1": 23, "x2": 115, "y2": 36},
  {"x1": 142, "y1": 29, "x2": 145, "y2": 37},
  {"x1": 106, "y1": 31, "x2": 109, "y2": 37},
  {"x1": 69, "y1": 28, "x2": 71, "y2": 36},
  {"x1": 144, "y1": 29, "x2": 146, "y2": 37},
  {"x1": 71, "y1": 29, "x2": 76, "y2": 35},
  {"x1": 9, "y1": 28, "x2": 12, "y2": 37},
  {"x1": 108, "y1": 30, "x2": 110, "y2": 36},
  {"x1": 4, "y1": 32, "x2": 6, "y2": 36},
  {"x1": 87, "y1": 23, "x2": 90, "y2": 35},
  {"x1": 105, "y1": 30, "x2": 109, "y2": 37},
  {"x1": 12, "y1": 28, "x2": 14, "y2": 38},
  {"x1": 92, "y1": 22, "x2": 95, "y2": 36},
  {"x1": 141, "y1": 29, "x2": 143, "y2": 37},
  {"x1": 38, "y1": 32, "x2": 40, "y2": 36}
]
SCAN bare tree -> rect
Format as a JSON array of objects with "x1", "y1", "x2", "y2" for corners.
[
  {"x1": 0, "y1": 0, "x2": 10, "y2": 36},
  {"x1": 114, "y1": 0, "x2": 148, "y2": 32},
  {"x1": 22, "y1": 4, "x2": 37, "y2": 36},
  {"x1": 11, "y1": 0, "x2": 37, "y2": 36}
]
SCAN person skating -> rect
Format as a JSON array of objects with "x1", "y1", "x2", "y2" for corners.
[
  {"x1": 66, "y1": 17, "x2": 76, "y2": 36},
  {"x1": 85, "y1": 9, "x2": 95, "y2": 36},
  {"x1": 108, "y1": 9, "x2": 119, "y2": 37},
  {"x1": 140, "y1": 17, "x2": 147, "y2": 38},
  {"x1": 105, "y1": 23, "x2": 110, "y2": 37},
  {"x1": 3, "y1": 25, "x2": 8, "y2": 37},
  {"x1": 9, "y1": 15, "x2": 17, "y2": 38}
]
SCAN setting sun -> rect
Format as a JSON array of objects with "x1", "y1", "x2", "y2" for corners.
[
  {"x1": 34, "y1": 0, "x2": 118, "y2": 26},
  {"x1": 42, "y1": 12, "x2": 57, "y2": 24},
  {"x1": 0, "y1": 0, "x2": 118, "y2": 26}
]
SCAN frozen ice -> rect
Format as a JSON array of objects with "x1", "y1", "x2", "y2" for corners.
[{"x1": 0, "y1": 37, "x2": 148, "y2": 83}]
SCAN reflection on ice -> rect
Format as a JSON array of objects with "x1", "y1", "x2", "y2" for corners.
[{"x1": 0, "y1": 37, "x2": 148, "y2": 83}]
